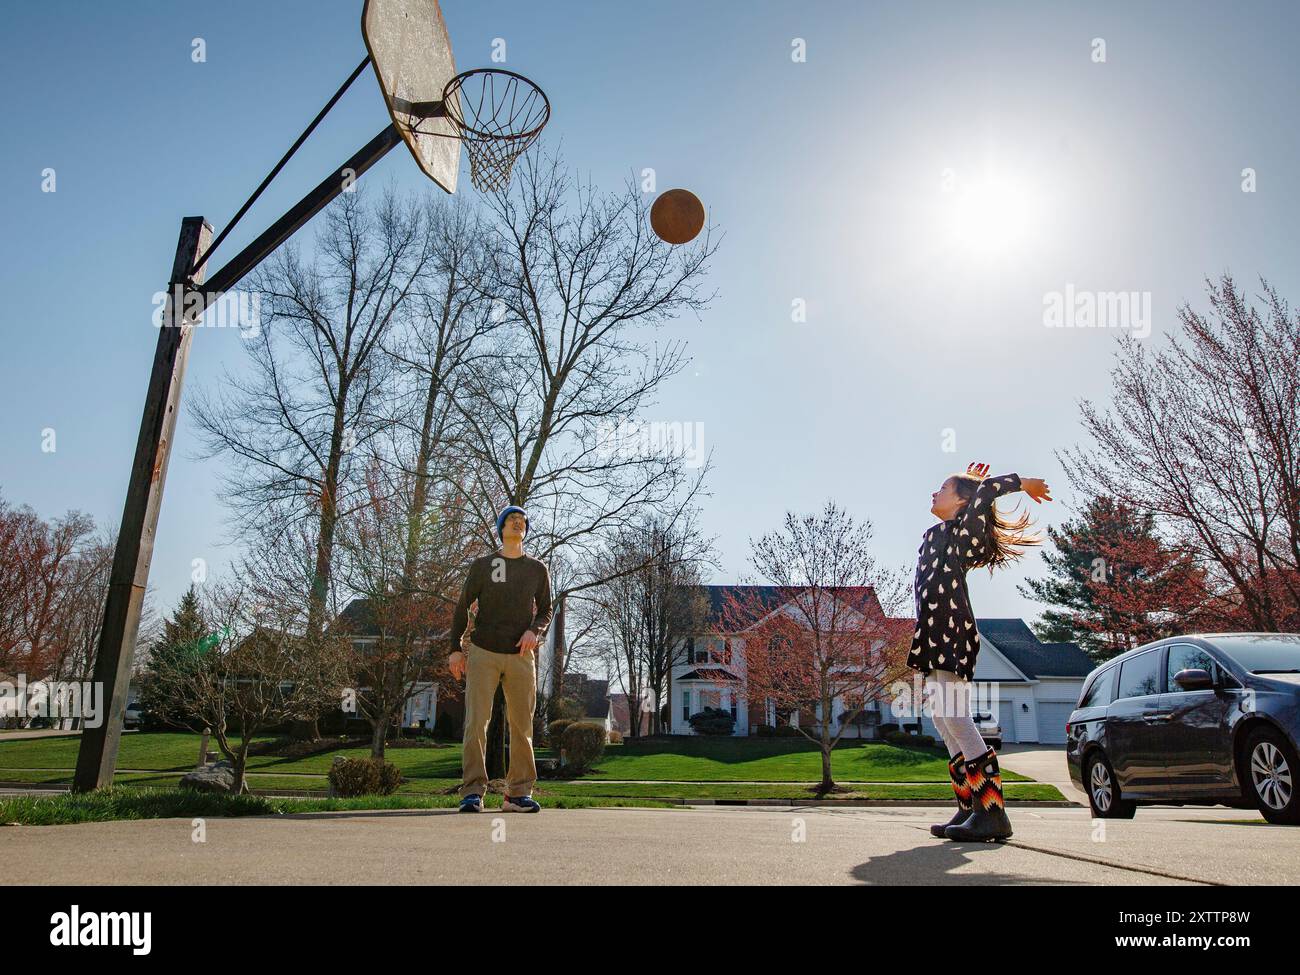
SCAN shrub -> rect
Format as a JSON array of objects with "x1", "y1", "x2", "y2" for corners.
[
  {"x1": 547, "y1": 719, "x2": 574, "y2": 748},
  {"x1": 754, "y1": 724, "x2": 776, "y2": 737},
  {"x1": 882, "y1": 730, "x2": 934, "y2": 748},
  {"x1": 688, "y1": 707, "x2": 735, "y2": 736},
  {"x1": 561, "y1": 722, "x2": 608, "y2": 772},
  {"x1": 329, "y1": 757, "x2": 404, "y2": 797},
  {"x1": 878, "y1": 723, "x2": 900, "y2": 736},
  {"x1": 432, "y1": 712, "x2": 457, "y2": 741},
  {"x1": 774, "y1": 724, "x2": 802, "y2": 738},
  {"x1": 607, "y1": 729, "x2": 623, "y2": 744}
]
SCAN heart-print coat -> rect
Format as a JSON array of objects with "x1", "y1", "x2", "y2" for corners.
[{"x1": 906, "y1": 473, "x2": 1022, "y2": 681}]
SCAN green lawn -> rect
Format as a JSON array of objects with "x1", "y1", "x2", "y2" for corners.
[
  {"x1": 0, "y1": 731, "x2": 1063, "y2": 807},
  {"x1": 0, "y1": 732, "x2": 1028, "y2": 783},
  {"x1": 586, "y1": 737, "x2": 1030, "y2": 782}
]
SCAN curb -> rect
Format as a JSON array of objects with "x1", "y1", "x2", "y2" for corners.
[
  {"x1": 0, "y1": 781, "x2": 1081, "y2": 807},
  {"x1": 650, "y1": 798, "x2": 1081, "y2": 808}
]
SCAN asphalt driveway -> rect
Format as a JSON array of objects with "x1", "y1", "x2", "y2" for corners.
[
  {"x1": 4, "y1": 802, "x2": 1285, "y2": 885},
  {"x1": 999, "y1": 744, "x2": 1087, "y2": 804}
]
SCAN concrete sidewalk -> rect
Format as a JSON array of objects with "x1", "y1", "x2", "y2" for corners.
[{"x1": 2, "y1": 804, "x2": 1285, "y2": 885}]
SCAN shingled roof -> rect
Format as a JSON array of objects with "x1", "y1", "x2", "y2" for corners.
[
  {"x1": 696, "y1": 585, "x2": 883, "y2": 628},
  {"x1": 976, "y1": 619, "x2": 1094, "y2": 679},
  {"x1": 338, "y1": 598, "x2": 377, "y2": 634},
  {"x1": 336, "y1": 598, "x2": 449, "y2": 641}
]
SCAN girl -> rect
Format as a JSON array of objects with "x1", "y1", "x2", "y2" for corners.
[{"x1": 910, "y1": 463, "x2": 1051, "y2": 842}]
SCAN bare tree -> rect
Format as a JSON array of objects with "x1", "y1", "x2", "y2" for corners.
[
  {"x1": 587, "y1": 516, "x2": 713, "y2": 736},
  {"x1": 152, "y1": 582, "x2": 350, "y2": 794},
  {"x1": 45, "y1": 531, "x2": 124, "y2": 684},
  {"x1": 721, "y1": 502, "x2": 912, "y2": 794},
  {"x1": 0, "y1": 494, "x2": 152, "y2": 692},
  {"x1": 333, "y1": 460, "x2": 474, "y2": 757},
  {"x1": 449, "y1": 149, "x2": 719, "y2": 771},
  {"x1": 0, "y1": 499, "x2": 93, "y2": 677},
  {"x1": 194, "y1": 189, "x2": 434, "y2": 638},
  {"x1": 379, "y1": 196, "x2": 500, "y2": 592},
  {"x1": 1061, "y1": 275, "x2": 1300, "y2": 631}
]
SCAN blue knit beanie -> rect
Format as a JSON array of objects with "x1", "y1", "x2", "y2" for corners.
[{"x1": 496, "y1": 505, "x2": 529, "y2": 541}]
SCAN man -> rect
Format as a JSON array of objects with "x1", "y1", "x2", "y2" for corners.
[{"x1": 448, "y1": 505, "x2": 553, "y2": 813}]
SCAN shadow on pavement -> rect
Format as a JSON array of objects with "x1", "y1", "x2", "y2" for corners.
[{"x1": 850, "y1": 833, "x2": 1043, "y2": 885}]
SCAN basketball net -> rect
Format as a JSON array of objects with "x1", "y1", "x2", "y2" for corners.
[{"x1": 442, "y1": 69, "x2": 551, "y2": 192}]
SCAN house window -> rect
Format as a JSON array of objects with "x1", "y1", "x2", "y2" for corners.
[
  {"x1": 692, "y1": 639, "x2": 710, "y2": 664},
  {"x1": 729, "y1": 695, "x2": 737, "y2": 720},
  {"x1": 684, "y1": 636, "x2": 696, "y2": 661},
  {"x1": 710, "y1": 638, "x2": 730, "y2": 664},
  {"x1": 681, "y1": 689, "x2": 691, "y2": 722}
]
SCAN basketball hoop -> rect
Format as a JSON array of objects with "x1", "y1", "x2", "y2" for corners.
[{"x1": 438, "y1": 68, "x2": 551, "y2": 192}]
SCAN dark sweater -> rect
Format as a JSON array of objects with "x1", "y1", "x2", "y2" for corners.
[{"x1": 449, "y1": 551, "x2": 553, "y2": 656}]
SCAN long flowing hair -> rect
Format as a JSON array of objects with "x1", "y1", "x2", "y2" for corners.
[{"x1": 951, "y1": 473, "x2": 1040, "y2": 571}]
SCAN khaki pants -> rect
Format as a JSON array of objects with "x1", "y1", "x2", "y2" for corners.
[{"x1": 460, "y1": 642, "x2": 537, "y2": 798}]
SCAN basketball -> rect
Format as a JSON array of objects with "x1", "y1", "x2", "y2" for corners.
[{"x1": 650, "y1": 188, "x2": 706, "y2": 245}]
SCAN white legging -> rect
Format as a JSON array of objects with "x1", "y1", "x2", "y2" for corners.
[{"x1": 925, "y1": 669, "x2": 989, "y2": 761}]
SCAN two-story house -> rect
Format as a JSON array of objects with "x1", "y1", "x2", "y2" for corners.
[
  {"x1": 668, "y1": 585, "x2": 903, "y2": 738},
  {"x1": 667, "y1": 586, "x2": 1094, "y2": 743}
]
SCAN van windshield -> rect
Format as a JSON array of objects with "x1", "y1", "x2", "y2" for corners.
[{"x1": 1210, "y1": 635, "x2": 1300, "y2": 673}]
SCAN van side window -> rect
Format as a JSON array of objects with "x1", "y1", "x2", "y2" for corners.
[
  {"x1": 1116, "y1": 649, "x2": 1161, "y2": 700},
  {"x1": 1080, "y1": 666, "x2": 1116, "y2": 708},
  {"x1": 1166, "y1": 644, "x2": 1217, "y2": 690}
]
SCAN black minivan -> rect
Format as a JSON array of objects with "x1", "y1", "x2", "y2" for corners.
[{"x1": 1066, "y1": 634, "x2": 1300, "y2": 824}]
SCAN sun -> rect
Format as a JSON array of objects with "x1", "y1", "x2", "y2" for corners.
[{"x1": 947, "y1": 174, "x2": 1037, "y2": 258}]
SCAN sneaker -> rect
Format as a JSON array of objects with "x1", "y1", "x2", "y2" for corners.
[
  {"x1": 502, "y1": 795, "x2": 541, "y2": 813},
  {"x1": 458, "y1": 794, "x2": 483, "y2": 813}
]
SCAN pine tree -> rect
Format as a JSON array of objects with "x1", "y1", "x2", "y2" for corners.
[
  {"x1": 1020, "y1": 496, "x2": 1210, "y2": 661},
  {"x1": 138, "y1": 586, "x2": 207, "y2": 728}
]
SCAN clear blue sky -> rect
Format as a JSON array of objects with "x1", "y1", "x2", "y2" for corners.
[{"x1": 3, "y1": 0, "x2": 1298, "y2": 625}]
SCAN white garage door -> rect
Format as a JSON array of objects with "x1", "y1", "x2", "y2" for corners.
[{"x1": 1036, "y1": 702, "x2": 1074, "y2": 744}]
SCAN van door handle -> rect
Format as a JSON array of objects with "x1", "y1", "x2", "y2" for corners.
[{"x1": 1144, "y1": 711, "x2": 1173, "y2": 722}]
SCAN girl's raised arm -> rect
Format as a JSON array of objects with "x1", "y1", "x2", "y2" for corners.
[{"x1": 954, "y1": 473, "x2": 1023, "y2": 544}]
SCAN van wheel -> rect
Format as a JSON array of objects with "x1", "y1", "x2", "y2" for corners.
[
  {"x1": 1086, "y1": 752, "x2": 1136, "y2": 818},
  {"x1": 1242, "y1": 727, "x2": 1300, "y2": 825}
]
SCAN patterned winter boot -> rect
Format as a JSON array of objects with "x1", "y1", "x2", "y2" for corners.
[
  {"x1": 930, "y1": 752, "x2": 972, "y2": 837},
  {"x1": 944, "y1": 748, "x2": 1013, "y2": 842}
]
